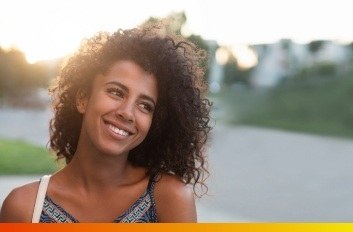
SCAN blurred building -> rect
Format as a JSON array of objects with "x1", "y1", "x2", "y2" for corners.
[
  {"x1": 250, "y1": 40, "x2": 351, "y2": 87},
  {"x1": 205, "y1": 40, "x2": 223, "y2": 93}
]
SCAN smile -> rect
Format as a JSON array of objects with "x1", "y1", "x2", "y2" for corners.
[{"x1": 107, "y1": 123, "x2": 130, "y2": 137}]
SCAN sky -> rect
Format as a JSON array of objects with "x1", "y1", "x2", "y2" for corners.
[{"x1": 1, "y1": 0, "x2": 352, "y2": 63}]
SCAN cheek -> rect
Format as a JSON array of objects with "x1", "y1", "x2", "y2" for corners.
[
  {"x1": 82, "y1": 96, "x2": 112, "y2": 131},
  {"x1": 138, "y1": 114, "x2": 154, "y2": 134},
  {"x1": 87, "y1": 92, "x2": 113, "y2": 113}
]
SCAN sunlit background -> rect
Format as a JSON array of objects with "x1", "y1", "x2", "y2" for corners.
[
  {"x1": 1, "y1": 0, "x2": 353, "y2": 63},
  {"x1": 2, "y1": 0, "x2": 353, "y2": 222}
]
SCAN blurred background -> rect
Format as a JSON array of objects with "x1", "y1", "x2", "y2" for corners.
[{"x1": 1, "y1": 0, "x2": 353, "y2": 222}]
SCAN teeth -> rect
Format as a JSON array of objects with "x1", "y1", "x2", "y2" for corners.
[{"x1": 108, "y1": 124, "x2": 129, "y2": 136}]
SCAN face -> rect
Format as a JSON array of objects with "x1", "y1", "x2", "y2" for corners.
[{"x1": 77, "y1": 60, "x2": 158, "y2": 157}]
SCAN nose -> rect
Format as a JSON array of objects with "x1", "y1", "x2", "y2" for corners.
[{"x1": 115, "y1": 100, "x2": 135, "y2": 123}]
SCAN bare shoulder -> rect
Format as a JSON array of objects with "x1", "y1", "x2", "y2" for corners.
[
  {"x1": 0, "y1": 181, "x2": 39, "y2": 222},
  {"x1": 153, "y1": 173, "x2": 196, "y2": 222}
]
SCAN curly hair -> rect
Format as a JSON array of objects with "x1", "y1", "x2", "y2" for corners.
[{"x1": 49, "y1": 23, "x2": 212, "y2": 195}]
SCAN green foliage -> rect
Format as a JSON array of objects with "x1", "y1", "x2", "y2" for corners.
[
  {"x1": 141, "y1": 11, "x2": 211, "y2": 81},
  {"x1": 223, "y1": 55, "x2": 253, "y2": 85},
  {"x1": 280, "y1": 39, "x2": 292, "y2": 50},
  {"x1": 308, "y1": 40, "x2": 325, "y2": 54},
  {"x1": 290, "y1": 61, "x2": 338, "y2": 82},
  {"x1": 0, "y1": 48, "x2": 53, "y2": 105},
  {"x1": 349, "y1": 41, "x2": 353, "y2": 51},
  {"x1": 165, "y1": 11, "x2": 186, "y2": 36},
  {"x1": 222, "y1": 49, "x2": 253, "y2": 86},
  {"x1": 142, "y1": 12, "x2": 186, "y2": 36},
  {"x1": 0, "y1": 138, "x2": 60, "y2": 174},
  {"x1": 314, "y1": 62, "x2": 337, "y2": 76},
  {"x1": 216, "y1": 70, "x2": 353, "y2": 139},
  {"x1": 187, "y1": 34, "x2": 210, "y2": 78}
]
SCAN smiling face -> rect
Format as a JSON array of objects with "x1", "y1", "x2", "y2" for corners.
[{"x1": 76, "y1": 60, "x2": 158, "y2": 158}]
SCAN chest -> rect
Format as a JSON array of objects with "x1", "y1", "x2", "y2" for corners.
[
  {"x1": 46, "y1": 186, "x2": 151, "y2": 222},
  {"x1": 34, "y1": 174, "x2": 157, "y2": 223}
]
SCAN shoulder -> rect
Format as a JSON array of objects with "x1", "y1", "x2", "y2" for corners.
[
  {"x1": 153, "y1": 173, "x2": 196, "y2": 222},
  {"x1": 0, "y1": 181, "x2": 39, "y2": 222}
]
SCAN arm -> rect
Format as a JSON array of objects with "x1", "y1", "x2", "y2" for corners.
[
  {"x1": 0, "y1": 182, "x2": 38, "y2": 222},
  {"x1": 154, "y1": 174, "x2": 197, "y2": 222}
]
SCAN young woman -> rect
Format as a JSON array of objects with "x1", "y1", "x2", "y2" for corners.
[{"x1": 0, "y1": 24, "x2": 212, "y2": 223}]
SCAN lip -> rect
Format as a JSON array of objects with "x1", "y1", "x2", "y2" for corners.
[{"x1": 103, "y1": 119, "x2": 135, "y2": 135}]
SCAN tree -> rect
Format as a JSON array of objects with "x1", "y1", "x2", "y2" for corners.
[
  {"x1": 141, "y1": 12, "x2": 186, "y2": 36},
  {"x1": 141, "y1": 12, "x2": 211, "y2": 81},
  {"x1": 223, "y1": 49, "x2": 252, "y2": 86},
  {"x1": 0, "y1": 47, "x2": 52, "y2": 105},
  {"x1": 0, "y1": 48, "x2": 28, "y2": 97},
  {"x1": 187, "y1": 34, "x2": 210, "y2": 78},
  {"x1": 308, "y1": 40, "x2": 325, "y2": 54}
]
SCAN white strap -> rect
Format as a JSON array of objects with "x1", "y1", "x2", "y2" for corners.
[{"x1": 31, "y1": 175, "x2": 51, "y2": 223}]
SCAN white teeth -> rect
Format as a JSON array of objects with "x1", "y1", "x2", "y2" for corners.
[{"x1": 108, "y1": 124, "x2": 129, "y2": 136}]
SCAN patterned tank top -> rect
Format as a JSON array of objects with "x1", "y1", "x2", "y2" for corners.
[{"x1": 39, "y1": 175, "x2": 158, "y2": 223}]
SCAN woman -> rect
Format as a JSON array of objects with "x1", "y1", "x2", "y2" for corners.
[{"x1": 0, "y1": 23, "x2": 212, "y2": 223}]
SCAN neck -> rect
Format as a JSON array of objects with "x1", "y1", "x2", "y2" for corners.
[{"x1": 60, "y1": 143, "x2": 133, "y2": 192}]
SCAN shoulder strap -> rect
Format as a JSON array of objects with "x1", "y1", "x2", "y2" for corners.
[
  {"x1": 31, "y1": 175, "x2": 51, "y2": 223},
  {"x1": 147, "y1": 174, "x2": 159, "y2": 200},
  {"x1": 147, "y1": 173, "x2": 157, "y2": 190}
]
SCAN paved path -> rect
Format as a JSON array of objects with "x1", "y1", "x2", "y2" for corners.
[
  {"x1": 200, "y1": 124, "x2": 353, "y2": 221},
  {"x1": 2, "y1": 108, "x2": 353, "y2": 221}
]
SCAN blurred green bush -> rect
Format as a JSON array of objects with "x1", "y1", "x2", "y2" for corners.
[
  {"x1": 215, "y1": 69, "x2": 353, "y2": 138},
  {"x1": 0, "y1": 138, "x2": 60, "y2": 174}
]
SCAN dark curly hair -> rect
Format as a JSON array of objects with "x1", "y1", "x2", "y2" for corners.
[{"x1": 49, "y1": 23, "x2": 212, "y2": 195}]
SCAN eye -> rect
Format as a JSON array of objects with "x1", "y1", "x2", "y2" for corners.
[
  {"x1": 138, "y1": 102, "x2": 154, "y2": 113},
  {"x1": 107, "y1": 87, "x2": 124, "y2": 98}
]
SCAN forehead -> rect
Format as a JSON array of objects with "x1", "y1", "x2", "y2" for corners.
[{"x1": 94, "y1": 60, "x2": 158, "y2": 99}]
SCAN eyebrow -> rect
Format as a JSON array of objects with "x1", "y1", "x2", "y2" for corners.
[{"x1": 105, "y1": 81, "x2": 156, "y2": 106}]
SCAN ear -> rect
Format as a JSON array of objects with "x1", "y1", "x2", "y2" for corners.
[{"x1": 76, "y1": 90, "x2": 88, "y2": 114}]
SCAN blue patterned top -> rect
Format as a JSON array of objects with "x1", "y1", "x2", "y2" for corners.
[{"x1": 39, "y1": 176, "x2": 158, "y2": 223}]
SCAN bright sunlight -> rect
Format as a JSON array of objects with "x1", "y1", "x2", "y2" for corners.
[{"x1": 1, "y1": 0, "x2": 353, "y2": 63}]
